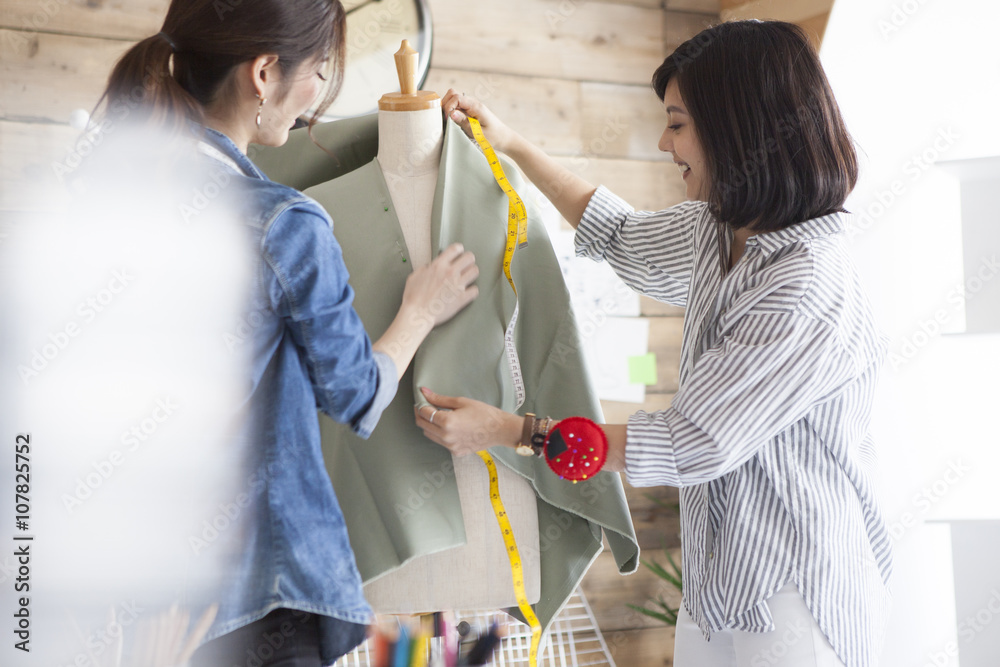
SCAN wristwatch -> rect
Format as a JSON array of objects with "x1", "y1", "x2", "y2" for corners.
[
  {"x1": 516, "y1": 413, "x2": 536, "y2": 457},
  {"x1": 516, "y1": 414, "x2": 552, "y2": 457}
]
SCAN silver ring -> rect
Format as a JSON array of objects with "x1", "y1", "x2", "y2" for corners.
[{"x1": 428, "y1": 408, "x2": 438, "y2": 425}]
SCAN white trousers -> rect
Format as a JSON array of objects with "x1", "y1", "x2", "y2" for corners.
[{"x1": 673, "y1": 583, "x2": 847, "y2": 667}]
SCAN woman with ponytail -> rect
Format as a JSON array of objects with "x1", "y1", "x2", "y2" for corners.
[{"x1": 91, "y1": 1, "x2": 480, "y2": 664}]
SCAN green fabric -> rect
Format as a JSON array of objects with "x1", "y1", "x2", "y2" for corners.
[
  {"x1": 250, "y1": 113, "x2": 380, "y2": 190},
  {"x1": 253, "y1": 118, "x2": 638, "y2": 634}
]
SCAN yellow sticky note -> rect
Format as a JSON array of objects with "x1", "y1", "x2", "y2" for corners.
[{"x1": 627, "y1": 352, "x2": 658, "y2": 385}]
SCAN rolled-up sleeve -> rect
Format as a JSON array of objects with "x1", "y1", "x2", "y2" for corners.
[
  {"x1": 575, "y1": 186, "x2": 704, "y2": 308},
  {"x1": 262, "y1": 201, "x2": 398, "y2": 439},
  {"x1": 625, "y1": 310, "x2": 854, "y2": 487}
]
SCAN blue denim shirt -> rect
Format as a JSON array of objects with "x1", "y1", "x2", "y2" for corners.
[{"x1": 195, "y1": 128, "x2": 397, "y2": 662}]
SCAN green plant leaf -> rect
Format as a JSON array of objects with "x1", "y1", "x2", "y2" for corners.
[
  {"x1": 626, "y1": 603, "x2": 676, "y2": 626},
  {"x1": 641, "y1": 558, "x2": 670, "y2": 580}
]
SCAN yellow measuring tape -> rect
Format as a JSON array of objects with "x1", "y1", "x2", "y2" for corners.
[
  {"x1": 467, "y1": 117, "x2": 528, "y2": 291},
  {"x1": 467, "y1": 116, "x2": 540, "y2": 665},
  {"x1": 477, "y1": 451, "x2": 542, "y2": 666},
  {"x1": 468, "y1": 116, "x2": 527, "y2": 410}
]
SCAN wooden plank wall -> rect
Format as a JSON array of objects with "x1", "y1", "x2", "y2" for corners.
[
  {"x1": 0, "y1": 0, "x2": 724, "y2": 663},
  {"x1": 720, "y1": 0, "x2": 832, "y2": 47}
]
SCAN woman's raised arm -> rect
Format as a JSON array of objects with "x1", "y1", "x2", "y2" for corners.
[{"x1": 441, "y1": 89, "x2": 597, "y2": 229}]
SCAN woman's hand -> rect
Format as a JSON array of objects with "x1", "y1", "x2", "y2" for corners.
[
  {"x1": 441, "y1": 89, "x2": 597, "y2": 229},
  {"x1": 374, "y1": 244, "x2": 478, "y2": 380},
  {"x1": 402, "y1": 242, "x2": 479, "y2": 327},
  {"x1": 415, "y1": 387, "x2": 522, "y2": 457},
  {"x1": 441, "y1": 89, "x2": 520, "y2": 155}
]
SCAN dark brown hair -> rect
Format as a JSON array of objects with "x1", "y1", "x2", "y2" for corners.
[
  {"x1": 95, "y1": 0, "x2": 345, "y2": 138},
  {"x1": 652, "y1": 20, "x2": 857, "y2": 237}
]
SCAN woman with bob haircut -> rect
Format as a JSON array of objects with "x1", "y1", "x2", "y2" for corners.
[
  {"x1": 419, "y1": 20, "x2": 891, "y2": 667},
  {"x1": 91, "y1": 0, "x2": 479, "y2": 664}
]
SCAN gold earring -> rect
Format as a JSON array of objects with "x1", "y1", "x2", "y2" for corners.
[{"x1": 255, "y1": 94, "x2": 268, "y2": 128}]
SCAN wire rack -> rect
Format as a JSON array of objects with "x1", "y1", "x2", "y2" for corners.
[{"x1": 334, "y1": 589, "x2": 616, "y2": 667}]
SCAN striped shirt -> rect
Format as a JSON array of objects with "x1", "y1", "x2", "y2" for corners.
[{"x1": 576, "y1": 187, "x2": 892, "y2": 667}]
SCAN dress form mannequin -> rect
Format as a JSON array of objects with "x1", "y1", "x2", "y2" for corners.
[{"x1": 361, "y1": 41, "x2": 541, "y2": 614}]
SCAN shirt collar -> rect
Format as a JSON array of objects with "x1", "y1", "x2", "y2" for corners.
[
  {"x1": 198, "y1": 126, "x2": 268, "y2": 181},
  {"x1": 746, "y1": 212, "x2": 846, "y2": 255}
]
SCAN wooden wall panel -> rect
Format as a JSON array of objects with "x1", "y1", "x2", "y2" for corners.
[
  {"x1": 429, "y1": 0, "x2": 664, "y2": 85},
  {"x1": 0, "y1": 0, "x2": 166, "y2": 41},
  {"x1": 797, "y1": 10, "x2": 830, "y2": 47},
  {"x1": 626, "y1": 483, "x2": 682, "y2": 551},
  {"x1": 600, "y1": 0, "x2": 664, "y2": 9},
  {"x1": 720, "y1": 0, "x2": 833, "y2": 22},
  {"x1": 648, "y1": 316, "x2": 683, "y2": 393},
  {"x1": 666, "y1": 0, "x2": 720, "y2": 12},
  {"x1": 580, "y1": 81, "x2": 671, "y2": 162},
  {"x1": 1, "y1": 30, "x2": 127, "y2": 123},
  {"x1": 582, "y1": 545, "x2": 681, "y2": 666},
  {"x1": 424, "y1": 71, "x2": 675, "y2": 169},
  {"x1": 664, "y1": 9, "x2": 719, "y2": 54},
  {"x1": 0, "y1": 120, "x2": 77, "y2": 210},
  {"x1": 582, "y1": 550, "x2": 683, "y2": 629},
  {"x1": 606, "y1": 626, "x2": 676, "y2": 666},
  {"x1": 552, "y1": 156, "x2": 685, "y2": 214},
  {"x1": 641, "y1": 295, "x2": 685, "y2": 317},
  {"x1": 422, "y1": 68, "x2": 583, "y2": 155}
]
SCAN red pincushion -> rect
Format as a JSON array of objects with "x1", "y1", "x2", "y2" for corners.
[{"x1": 543, "y1": 417, "x2": 608, "y2": 482}]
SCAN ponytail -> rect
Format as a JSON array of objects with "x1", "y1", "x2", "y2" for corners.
[
  {"x1": 93, "y1": 33, "x2": 203, "y2": 134},
  {"x1": 91, "y1": 0, "x2": 345, "y2": 139}
]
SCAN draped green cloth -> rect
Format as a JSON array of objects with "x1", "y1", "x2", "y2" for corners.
[{"x1": 252, "y1": 116, "x2": 638, "y2": 633}]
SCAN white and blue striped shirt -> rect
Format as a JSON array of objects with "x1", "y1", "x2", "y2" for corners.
[{"x1": 576, "y1": 187, "x2": 892, "y2": 667}]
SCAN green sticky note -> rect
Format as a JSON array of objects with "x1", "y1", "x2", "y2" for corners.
[{"x1": 627, "y1": 352, "x2": 657, "y2": 385}]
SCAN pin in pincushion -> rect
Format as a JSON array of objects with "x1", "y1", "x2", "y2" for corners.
[{"x1": 543, "y1": 417, "x2": 608, "y2": 482}]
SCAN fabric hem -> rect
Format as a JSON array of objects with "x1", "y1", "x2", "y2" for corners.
[{"x1": 200, "y1": 601, "x2": 373, "y2": 647}]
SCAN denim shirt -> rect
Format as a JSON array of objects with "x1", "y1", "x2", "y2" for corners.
[{"x1": 195, "y1": 127, "x2": 398, "y2": 662}]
